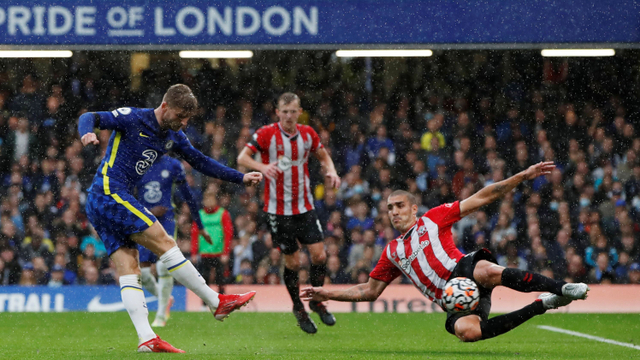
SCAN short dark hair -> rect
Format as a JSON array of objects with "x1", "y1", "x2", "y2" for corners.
[
  {"x1": 388, "y1": 190, "x2": 417, "y2": 206},
  {"x1": 277, "y1": 92, "x2": 300, "y2": 107},
  {"x1": 163, "y1": 84, "x2": 198, "y2": 115}
]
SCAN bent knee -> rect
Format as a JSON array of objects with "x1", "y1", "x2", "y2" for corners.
[
  {"x1": 454, "y1": 321, "x2": 483, "y2": 342},
  {"x1": 487, "y1": 265, "x2": 503, "y2": 281},
  {"x1": 456, "y1": 328, "x2": 482, "y2": 342},
  {"x1": 474, "y1": 261, "x2": 504, "y2": 288},
  {"x1": 160, "y1": 235, "x2": 177, "y2": 248}
]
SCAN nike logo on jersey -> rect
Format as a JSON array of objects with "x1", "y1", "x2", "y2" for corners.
[{"x1": 139, "y1": 132, "x2": 150, "y2": 138}]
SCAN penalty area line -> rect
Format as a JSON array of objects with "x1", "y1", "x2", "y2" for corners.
[{"x1": 537, "y1": 325, "x2": 640, "y2": 350}]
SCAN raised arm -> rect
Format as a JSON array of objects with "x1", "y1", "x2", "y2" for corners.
[
  {"x1": 459, "y1": 161, "x2": 555, "y2": 218},
  {"x1": 313, "y1": 147, "x2": 341, "y2": 189},
  {"x1": 300, "y1": 277, "x2": 388, "y2": 302}
]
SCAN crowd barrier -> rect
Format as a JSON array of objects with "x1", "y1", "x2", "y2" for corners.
[
  {"x1": 1, "y1": 284, "x2": 637, "y2": 313},
  {"x1": 0, "y1": 285, "x2": 186, "y2": 312}
]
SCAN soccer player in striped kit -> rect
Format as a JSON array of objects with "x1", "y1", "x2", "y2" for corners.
[
  {"x1": 79, "y1": 84, "x2": 262, "y2": 353},
  {"x1": 302, "y1": 162, "x2": 590, "y2": 342},
  {"x1": 238, "y1": 93, "x2": 341, "y2": 334}
]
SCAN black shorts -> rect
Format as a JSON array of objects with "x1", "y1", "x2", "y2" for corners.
[
  {"x1": 444, "y1": 248, "x2": 498, "y2": 335},
  {"x1": 268, "y1": 210, "x2": 324, "y2": 255}
]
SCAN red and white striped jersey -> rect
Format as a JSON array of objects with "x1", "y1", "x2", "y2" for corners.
[
  {"x1": 369, "y1": 201, "x2": 465, "y2": 304},
  {"x1": 246, "y1": 122, "x2": 323, "y2": 215}
]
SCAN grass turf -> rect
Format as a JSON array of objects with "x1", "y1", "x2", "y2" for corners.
[{"x1": 1, "y1": 312, "x2": 639, "y2": 359}]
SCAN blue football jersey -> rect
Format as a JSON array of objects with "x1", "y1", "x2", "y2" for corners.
[
  {"x1": 87, "y1": 107, "x2": 192, "y2": 194},
  {"x1": 85, "y1": 106, "x2": 245, "y2": 197},
  {"x1": 136, "y1": 155, "x2": 185, "y2": 212}
]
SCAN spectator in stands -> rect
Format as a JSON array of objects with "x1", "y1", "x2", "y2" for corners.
[
  {"x1": 48, "y1": 264, "x2": 65, "y2": 287},
  {"x1": 19, "y1": 224, "x2": 53, "y2": 266},
  {"x1": 346, "y1": 202, "x2": 374, "y2": 232},
  {"x1": 452, "y1": 158, "x2": 479, "y2": 198},
  {"x1": 589, "y1": 252, "x2": 615, "y2": 284},
  {"x1": 420, "y1": 114, "x2": 445, "y2": 152},
  {"x1": 326, "y1": 255, "x2": 350, "y2": 284},
  {"x1": 628, "y1": 263, "x2": 640, "y2": 284},
  {"x1": 19, "y1": 262, "x2": 36, "y2": 285},
  {"x1": 366, "y1": 125, "x2": 395, "y2": 164},
  {"x1": 497, "y1": 243, "x2": 528, "y2": 271}
]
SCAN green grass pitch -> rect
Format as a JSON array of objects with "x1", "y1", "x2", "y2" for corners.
[{"x1": 1, "y1": 312, "x2": 639, "y2": 359}]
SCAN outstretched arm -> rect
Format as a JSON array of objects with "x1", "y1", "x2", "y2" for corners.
[
  {"x1": 459, "y1": 161, "x2": 555, "y2": 217},
  {"x1": 300, "y1": 277, "x2": 388, "y2": 302},
  {"x1": 177, "y1": 142, "x2": 262, "y2": 186}
]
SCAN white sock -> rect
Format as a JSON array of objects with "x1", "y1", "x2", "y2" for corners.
[
  {"x1": 140, "y1": 267, "x2": 158, "y2": 297},
  {"x1": 160, "y1": 246, "x2": 220, "y2": 309},
  {"x1": 155, "y1": 261, "x2": 174, "y2": 321},
  {"x1": 119, "y1": 275, "x2": 156, "y2": 344}
]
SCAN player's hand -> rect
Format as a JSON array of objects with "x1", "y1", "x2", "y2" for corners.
[
  {"x1": 81, "y1": 133, "x2": 99, "y2": 147},
  {"x1": 220, "y1": 254, "x2": 229, "y2": 265},
  {"x1": 300, "y1": 286, "x2": 330, "y2": 302},
  {"x1": 243, "y1": 172, "x2": 263, "y2": 186},
  {"x1": 149, "y1": 206, "x2": 168, "y2": 217},
  {"x1": 261, "y1": 162, "x2": 282, "y2": 180},
  {"x1": 524, "y1": 161, "x2": 555, "y2": 181},
  {"x1": 325, "y1": 172, "x2": 341, "y2": 189},
  {"x1": 190, "y1": 254, "x2": 199, "y2": 263},
  {"x1": 199, "y1": 229, "x2": 212, "y2": 245}
]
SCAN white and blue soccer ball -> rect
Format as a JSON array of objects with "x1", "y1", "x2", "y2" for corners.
[{"x1": 442, "y1": 277, "x2": 480, "y2": 313}]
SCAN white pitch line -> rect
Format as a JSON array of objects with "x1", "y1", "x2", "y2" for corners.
[{"x1": 538, "y1": 325, "x2": 640, "y2": 350}]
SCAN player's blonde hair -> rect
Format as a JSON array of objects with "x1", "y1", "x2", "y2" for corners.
[
  {"x1": 163, "y1": 84, "x2": 198, "y2": 115},
  {"x1": 277, "y1": 92, "x2": 300, "y2": 108}
]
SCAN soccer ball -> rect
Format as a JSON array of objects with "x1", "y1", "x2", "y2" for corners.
[{"x1": 442, "y1": 277, "x2": 480, "y2": 313}]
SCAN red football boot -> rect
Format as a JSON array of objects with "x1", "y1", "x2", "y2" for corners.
[
  {"x1": 213, "y1": 291, "x2": 256, "y2": 321},
  {"x1": 137, "y1": 336, "x2": 185, "y2": 353}
]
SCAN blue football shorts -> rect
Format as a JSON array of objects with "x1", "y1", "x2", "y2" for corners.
[{"x1": 86, "y1": 191, "x2": 157, "y2": 257}]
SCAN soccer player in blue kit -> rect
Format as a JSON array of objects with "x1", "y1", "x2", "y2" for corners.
[
  {"x1": 79, "y1": 84, "x2": 262, "y2": 353},
  {"x1": 135, "y1": 154, "x2": 211, "y2": 328}
]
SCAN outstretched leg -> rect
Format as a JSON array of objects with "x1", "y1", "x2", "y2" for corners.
[
  {"x1": 132, "y1": 222, "x2": 254, "y2": 321},
  {"x1": 454, "y1": 293, "x2": 571, "y2": 342},
  {"x1": 473, "y1": 260, "x2": 589, "y2": 299},
  {"x1": 455, "y1": 300, "x2": 546, "y2": 342}
]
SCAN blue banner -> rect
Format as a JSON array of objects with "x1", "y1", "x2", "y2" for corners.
[
  {"x1": 0, "y1": 1, "x2": 637, "y2": 48},
  {"x1": 0, "y1": 286, "x2": 186, "y2": 312}
]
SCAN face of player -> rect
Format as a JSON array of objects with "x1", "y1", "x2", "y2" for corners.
[
  {"x1": 387, "y1": 195, "x2": 418, "y2": 234},
  {"x1": 161, "y1": 104, "x2": 191, "y2": 131},
  {"x1": 276, "y1": 100, "x2": 301, "y2": 133}
]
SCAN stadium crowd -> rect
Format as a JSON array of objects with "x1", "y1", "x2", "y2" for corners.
[{"x1": 1, "y1": 51, "x2": 640, "y2": 288}]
